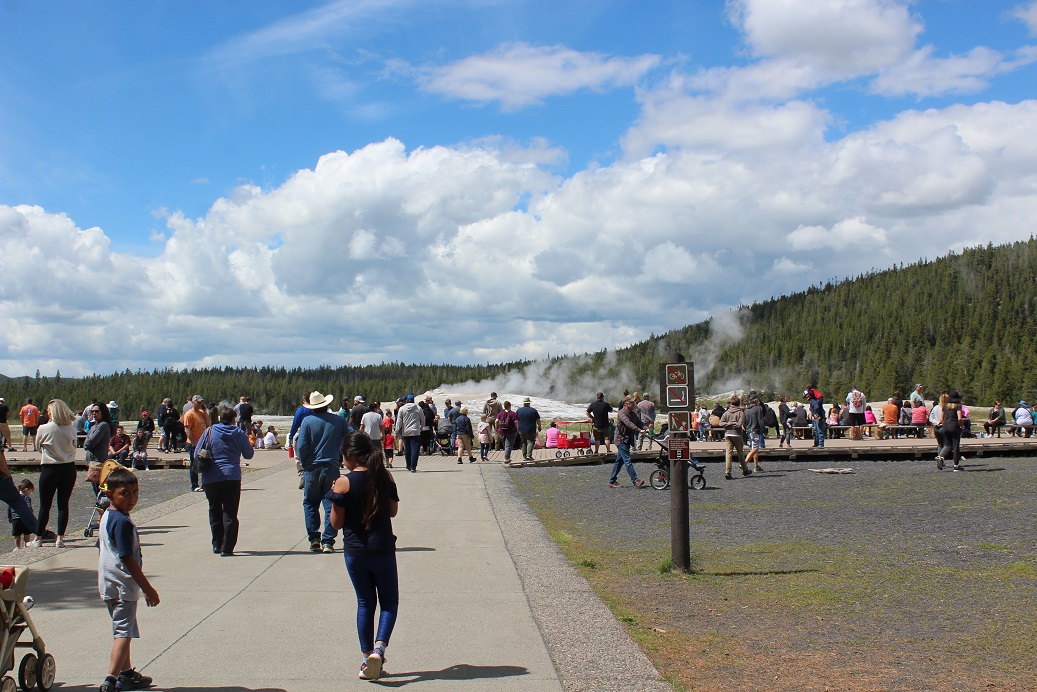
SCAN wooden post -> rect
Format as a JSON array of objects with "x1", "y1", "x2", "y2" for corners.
[{"x1": 659, "y1": 353, "x2": 694, "y2": 572}]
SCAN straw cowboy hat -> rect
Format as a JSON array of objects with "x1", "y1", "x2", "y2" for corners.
[{"x1": 304, "y1": 391, "x2": 335, "y2": 409}]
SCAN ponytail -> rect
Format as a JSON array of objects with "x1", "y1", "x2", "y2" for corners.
[{"x1": 342, "y1": 431, "x2": 392, "y2": 529}]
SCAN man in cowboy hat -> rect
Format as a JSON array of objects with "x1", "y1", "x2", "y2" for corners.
[
  {"x1": 296, "y1": 390, "x2": 348, "y2": 553},
  {"x1": 515, "y1": 397, "x2": 541, "y2": 462}
]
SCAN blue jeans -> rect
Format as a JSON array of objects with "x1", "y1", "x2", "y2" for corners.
[
  {"x1": 303, "y1": 466, "x2": 340, "y2": 545},
  {"x1": 402, "y1": 436, "x2": 421, "y2": 470},
  {"x1": 813, "y1": 418, "x2": 826, "y2": 447},
  {"x1": 480, "y1": 442, "x2": 490, "y2": 460},
  {"x1": 0, "y1": 475, "x2": 37, "y2": 535},
  {"x1": 185, "y1": 443, "x2": 199, "y2": 490},
  {"x1": 609, "y1": 442, "x2": 638, "y2": 484},
  {"x1": 344, "y1": 552, "x2": 399, "y2": 653}
]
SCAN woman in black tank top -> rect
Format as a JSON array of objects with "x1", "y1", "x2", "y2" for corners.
[{"x1": 328, "y1": 432, "x2": 399, "y2": 681}]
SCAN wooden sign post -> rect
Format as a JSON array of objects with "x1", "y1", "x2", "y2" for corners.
[{"x1": 658, "y1": 353, "x2": 695, "y2": 572}]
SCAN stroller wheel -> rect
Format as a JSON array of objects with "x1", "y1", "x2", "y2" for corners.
[
  {"x1": 649, "y1": 468, "x2": 669, "y2": 490},
  {"x1": 83, "y1": 528, "x2": 93, "y2": 538},
  {"x1": 18, "y1": 653, "x2": 36, "y2": 691},
  {"x1": 35, "y1": 654, "x2": 55, "y2": 692},
  {"x1": 689, "y1": 474, "x2": 707, "y2": 490},
  {"x1": 1, "y1": 675, "x2": 16, "y2": 692}
]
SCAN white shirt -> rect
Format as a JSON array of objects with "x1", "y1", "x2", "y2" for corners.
[{"x1": 361, "y1": 411, "x2": 383, "y2": 440}]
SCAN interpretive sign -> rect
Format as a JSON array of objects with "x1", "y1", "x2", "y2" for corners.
[{"x1": 668, "y1": 437, "x2": 691, "y2": 462}]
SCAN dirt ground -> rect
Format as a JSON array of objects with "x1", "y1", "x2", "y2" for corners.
[{"x1": 510, "y1": 456, "x2": 1037, "y2": 691}]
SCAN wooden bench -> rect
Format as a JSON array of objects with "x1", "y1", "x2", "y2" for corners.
[
  {"x1": 879, "y1": 424, "x2": 928, "y2": 439},
  {"x1": 1003, "y1": 424, "x2": 1034, "y2": 438},
  {"x1": 792, "y1": 426, "x2": 815, "y2": 440}
]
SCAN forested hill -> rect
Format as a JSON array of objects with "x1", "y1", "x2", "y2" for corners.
[{"x1": 553, "y1": 238, "x2": 1037, "y2": 405}]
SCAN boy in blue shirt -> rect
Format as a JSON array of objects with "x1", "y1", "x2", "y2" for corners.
[{"x1": 98, "y1": 468, "x2": 160, "y2": 692}]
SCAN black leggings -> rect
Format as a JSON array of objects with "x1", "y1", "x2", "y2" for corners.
[
  {"x1": 37, "y1": 463, "x2": 77, "y2": 537},
  {"x1": 204, "y1": 480, "x2": 242, "y2": 554}
]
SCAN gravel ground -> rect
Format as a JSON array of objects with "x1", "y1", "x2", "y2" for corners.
[{"x1": 509, "y1": 456, "x2": 1037, "y2": 691}]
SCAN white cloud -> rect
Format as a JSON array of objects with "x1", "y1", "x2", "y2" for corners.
[
  {"x1": 787, "y1": 217, "x2": 889, "y2": 251},
  {"x1": 872, "y1": 45, "x2": 1037, "y2": 98},
  {"x1": 6, "y1": 96, "x2": 1037, "y2": 376},
  {"x1": 416, "y1": 42, "x2": 661, "y2": 109},
  {"x1": 1012, "y1": 2, "x2": 1037, "y2": 35},
  {"x1": 728, "y1": 0, "x2": 922, "y2": 77}
]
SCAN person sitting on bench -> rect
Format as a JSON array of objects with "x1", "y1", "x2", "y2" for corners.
[{"x1": 984, "y1": 402, "x2": 1006, "y2": 436}]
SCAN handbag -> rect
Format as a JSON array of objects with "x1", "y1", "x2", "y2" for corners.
[{"x1": 194, "y1": 427, "x2": 215, "y2": 473}]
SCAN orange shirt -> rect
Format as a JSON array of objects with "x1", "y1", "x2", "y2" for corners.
[
  {"x1": 183, "y1": 407, "x2": 210, "y2": 445},
  {"x1": 881, "y1": 402, "x2": 899, "y2": 425},
  {"x1": 19, "y1": 405, "x2": 39, "y2": 427}
]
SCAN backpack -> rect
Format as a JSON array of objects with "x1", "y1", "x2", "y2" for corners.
[{"x1": 763, "y1": 406, "x2": 778, "y2": 428}]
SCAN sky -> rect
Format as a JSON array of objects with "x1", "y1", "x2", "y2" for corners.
[{"x1": 1, "y1": 0, "x2": 1037, "y2": 378}]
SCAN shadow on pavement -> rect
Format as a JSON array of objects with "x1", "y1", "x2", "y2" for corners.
[
  {"x1": 373, "y1": 663, "x2": 529, "y2": 686},
  {"x1": 20, "y1": 566, "x2": 99, "y2": 609}
]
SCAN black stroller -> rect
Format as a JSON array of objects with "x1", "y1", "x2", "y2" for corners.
[{"x1": 431, "y1": 423, "x2": 454, "y2": 456}]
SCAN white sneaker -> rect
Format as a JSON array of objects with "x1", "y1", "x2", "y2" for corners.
[
  {"x1": 54, "y1": 537, "x2": 65, "y2": 548},
  {"x1": 26, "y1": 540, "x2": 41, "y2": 548}
]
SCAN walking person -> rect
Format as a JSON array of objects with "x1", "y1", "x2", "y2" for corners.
[
  {"x1": 516, "y1": 397, "x2": 541, "y2": 462},
  {"x1": 297, "y1": 391, "x2": 349, "y2": 553},
  {"x1": 202, "y1": 407, "x2": 254, "y2": 556},
  {"x1": 183, "y1": 396, "x2": 211, "y2": 492},
  {"x1": 607, "y1": 397, "x2": 649, "y2": 489},
  {"x1": 936, "y1": 392, "x2": 964, "y2": 471},
  {"x1": 453, "y1": 406, "x2": 477, "y2": 463},
  {"x1": 743, "y1": 395, "x2": 766, "y2": 472},
  {"x1": 394, "y1": 395, "x2": 424, "y2": 472},
  {"x1": 636, "y1": 394, "x2": 656, "y2": 450},
  {"x1": 807, "y1": 385, "x2": 826, "y2": 448},
  {"x1": 495, "y1": 402, "x2": 519, "y2": 463},
  {"x1": 31, "y1": 399, "x2": 78, "y2": 547},
  {"x1": 328, "y1": 432, "x2": 400, "y2": 681},
  {"x1": 586, "y1": 393, "x2": 613, "y2": 455},
  {"x1": 778, "y1": 396, "x2": 793, "y2": 448},
  {"x1": 720, "y1": 395, "x2": 751, "y2": 479},
  {"x1": 482, "y1": 393, "x2": 503, "y2": 450}
]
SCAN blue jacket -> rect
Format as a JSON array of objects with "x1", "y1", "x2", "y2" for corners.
[
  {"x1": 297, "y1": 410, "x2": 349, "y2": 470},
  {"x1": 201, "y1": 423, "x2": 254, "y2": 483}
]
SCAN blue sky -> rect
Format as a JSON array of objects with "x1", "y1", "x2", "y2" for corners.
[{"x1": 2, "y1": 0, "x2": 1037, "y2": 378}]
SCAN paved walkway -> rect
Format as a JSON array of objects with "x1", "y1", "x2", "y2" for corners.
[{"x1": 3, "y1": 453, "x2": 668, "y2": 691}]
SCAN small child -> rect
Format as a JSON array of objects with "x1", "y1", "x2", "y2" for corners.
[
  {"x1": 98, "y1": 468, "x2": 160, "y2": 692},
  {"x1": 382, "y1": 430, "x2": 394, "y2": 468},
  {"x1": 9, "y1": 479, "x2": 34, "y2": 549},
  {"x1": 477, "y1": 419, "x2": 492, "y2": 461}
]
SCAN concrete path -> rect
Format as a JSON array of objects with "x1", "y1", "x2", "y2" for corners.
[{"x1": 3, "y1": 454, "x2": 668, "y2": 691}]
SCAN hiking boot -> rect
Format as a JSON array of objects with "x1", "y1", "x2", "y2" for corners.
[
  {"x1": 743, "y1": 469, "x2": 753, "y2": 477},
  {"x1": 724, "y1": 473, "x2": 733, "y2": 480},
  {"x1": 117, "y1": 668, "x2": 152, "y2": 690},
  {"x1": 607, "y1": 481, "x2": 620, "y2": 489}
]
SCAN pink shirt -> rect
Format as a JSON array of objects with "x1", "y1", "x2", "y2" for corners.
[{"x1": 544, "y1": 427, "x2": 560, "y2": 447}]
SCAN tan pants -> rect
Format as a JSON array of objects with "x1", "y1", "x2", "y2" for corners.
[
  {"x1": 725, "y1": 435, "x2": 748, "y2": 475},
  {"x1": 0, "y1": 423, "x2": 10, "y2": 446},
  {"x1": 457, "y1": 434, "x2": 473, "y2": 457}
]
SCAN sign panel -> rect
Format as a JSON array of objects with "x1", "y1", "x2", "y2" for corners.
[
  {"x1": 666, "y1": 363, "x2": 688, "y2": 386},
  {"x1": 668, "y1": 411, "x2": 691, "y2": 433},
  {"x1": 666, "y1": 385, "x2": 689, "y2": 409},
  {"x1": 668, "y1": 437, "x2": 691, "y2": 461}
]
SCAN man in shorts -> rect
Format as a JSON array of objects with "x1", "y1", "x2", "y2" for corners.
[
  {"x1": 586, "y1": 393, "x2": 613, "y2": 455},
  {"x1": 19, "y1": 398, "x2": 40, "y2": 451},
  {"x1": 743, "y1": 395, "x2": 766, "y2": 473}
]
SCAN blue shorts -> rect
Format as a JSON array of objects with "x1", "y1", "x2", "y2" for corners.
[
  {"x1": 747, "y1": 432, "x2": 764, "y2": 450},
  {"x1": 106, "y1": 599, "x2": 140, "y2": 639}
]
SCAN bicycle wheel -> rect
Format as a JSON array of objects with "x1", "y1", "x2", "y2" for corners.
[
  {"x1": 689, "y1": 473, "x2": 706, "y2": 490},
  {"x1": 649, "y1": 468, "x2": 669, "y2": 490}
]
